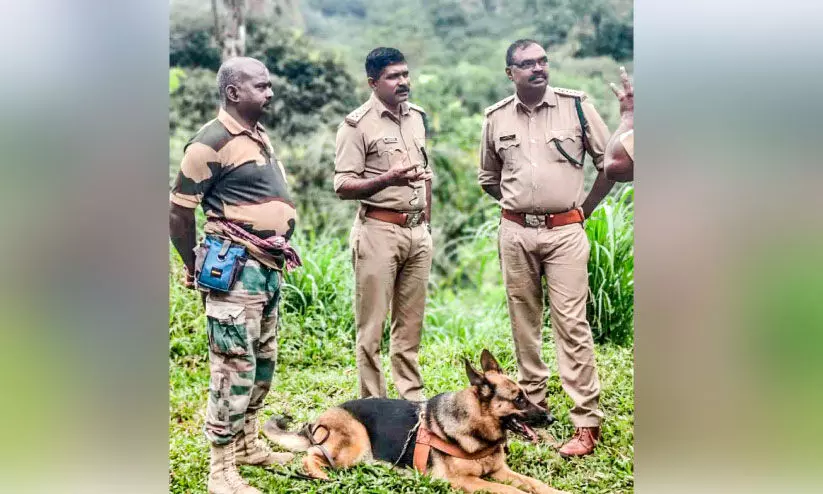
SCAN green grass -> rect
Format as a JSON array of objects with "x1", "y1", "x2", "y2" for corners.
[
  {"x1": 169, "y1": 217, "x2": 634, "y2": 493},
  {"x1": 585, "y1": 186, "x2": 635, "y2": 345}
]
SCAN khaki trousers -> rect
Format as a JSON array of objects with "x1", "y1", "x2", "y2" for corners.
[
  {"x1": 350, "y1": 216, "x2": 432, "y2": 401},
  {"x1": 499, "y1": 218, "x2": 603, "y2": 427}
]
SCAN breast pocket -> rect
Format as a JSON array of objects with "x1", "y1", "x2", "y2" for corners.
[
  {"x1": 547, "y1": 129, "x2": 585, "y2": 167},
  {"x1": 374, "y1": 138, "x2": 408, "y2": 171},
  {"x1": 495, "y1": 134, "x2": 521, "y2": 168}
]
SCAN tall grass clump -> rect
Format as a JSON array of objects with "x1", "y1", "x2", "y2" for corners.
[
  {"x1": 585, "y1": 185, "x2": 634, "y2": 345},
  {"x1": 277, "y1": 228, "x2": 356, "y2": 369}
]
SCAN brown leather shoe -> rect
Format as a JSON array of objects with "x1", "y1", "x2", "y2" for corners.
[{"x1": 559, "y1": 427, "x2": 600, "y2": 458}]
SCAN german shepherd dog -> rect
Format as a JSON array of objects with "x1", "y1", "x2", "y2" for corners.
[{"x1": 263, "y1": 350, "x2": 570, "y2": 493}]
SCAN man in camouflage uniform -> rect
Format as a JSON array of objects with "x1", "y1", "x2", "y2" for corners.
[
  {"x1": 169, "y1": 57, "x2": 297, "y2": 494},
  {"x1": 479, "y1": 40, "x2": 615, "y2": 457},
  {"x1": 334, "y1": 47, "x2": 433, "y2": 402}
]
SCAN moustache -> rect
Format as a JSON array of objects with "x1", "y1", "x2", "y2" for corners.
[
  {"x1": 529, "y1": 73, "x2": 547, "y2": 81},
  {"x1": 395, "y1": 86, "x2": 410, "y2": 94}
]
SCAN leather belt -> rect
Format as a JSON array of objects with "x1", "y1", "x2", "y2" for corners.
[
  {"x1": 364, "y1": 206, "x2": 425, "y2": 228},
  {"x1": 412, "y1": 425, "x2": 501, "y2": 474},
  {"x1": 502, "y1": 208, "x2": 584, "y2": 228}
]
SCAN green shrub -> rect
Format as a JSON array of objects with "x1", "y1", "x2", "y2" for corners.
[
  {"x1": 169, "y1": 20, "x2": 358, "y2": 141},
  {"x1": 169, "y1": 68, "x2": 219, "y2": 135},
  {"x1": 244, "y1": 21, "x2": 358, "y2": 138},
  {"x1": 277, "y1": 230, "x2": 357, "y2": 368},
  {"x1": 585, "y1": 185, "x2": 634, "y2": 344},
  {"x1": 169, "y1": 14, "x2": 221, "y2": 70}
]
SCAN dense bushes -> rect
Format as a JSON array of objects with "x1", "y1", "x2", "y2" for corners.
[{"x1": 169, "y1": 68, "x2": 219, "y2": 135}]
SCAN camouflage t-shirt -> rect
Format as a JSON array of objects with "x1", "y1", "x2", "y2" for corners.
[{"x1": 170, "y1": 108, "x2": 296, "y2": 240}]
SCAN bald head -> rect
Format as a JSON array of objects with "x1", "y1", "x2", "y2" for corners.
[
  {"x1": 216, "y1": 57, "x2": 268, "y2": 103},
  {"x1": 215, "y1": 57, "x2": 273, "y2": 124}
]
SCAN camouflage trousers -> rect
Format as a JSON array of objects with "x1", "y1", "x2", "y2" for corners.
[{"x1": 202, "y1": 257, "x2": 282, "y2": 446}]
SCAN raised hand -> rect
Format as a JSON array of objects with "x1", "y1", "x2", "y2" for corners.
[{"x1": 609, "y1": 66, "x2": 634, "y2": 120}]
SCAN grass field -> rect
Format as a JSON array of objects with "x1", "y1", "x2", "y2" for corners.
[{"x1": 169, "y1": 204, "x2": 634, "y2": 493}]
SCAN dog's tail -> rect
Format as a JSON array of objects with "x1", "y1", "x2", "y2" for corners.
[{"x1": 262, "y1": 415, "x2": 312, "y2": 452}]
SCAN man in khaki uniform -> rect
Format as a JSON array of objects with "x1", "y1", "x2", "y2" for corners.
[
  {"x1": 334, "y1": 47, "x2": 433, "y2": 402},
  {"x1": 479, "y1": 40, "x2": 615, "y2": 457}
]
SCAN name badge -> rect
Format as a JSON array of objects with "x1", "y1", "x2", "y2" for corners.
[
  {"x1": 500, "y1": 134, "x2": 516, "y2": 141},
  {"x1": 382, "y1": 136, "x2": 399, "y2": 143}
]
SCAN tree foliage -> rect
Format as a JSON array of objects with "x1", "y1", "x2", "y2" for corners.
[{"x1": 169, "y1": 19, "x2": 357, "y2": 141}]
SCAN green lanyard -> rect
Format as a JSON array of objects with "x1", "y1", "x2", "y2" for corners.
[{"x1": 552, "y1": 97, "x2": 589, "y2": 167}]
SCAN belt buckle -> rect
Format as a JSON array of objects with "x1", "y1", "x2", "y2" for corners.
[
  {"x1": 405, "y1": 212, "x2": 422, "y2": 228},
  {"x1": 524, "y1": 214, "x2": 542, "y2": 227}
]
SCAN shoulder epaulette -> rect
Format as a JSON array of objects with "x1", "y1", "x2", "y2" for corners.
[
  {"x1": 484, "y1": 95, "x2": 515, "y2": 116},
  {"x1": 552, "y1": 87, "x2": 587, "y2": 100},
  {"x1": 344, "y1": 102, "x2": 373, "y2": 127},
  {"x1": 407, "y1": 102, "x2": 426, "y2": 114}
]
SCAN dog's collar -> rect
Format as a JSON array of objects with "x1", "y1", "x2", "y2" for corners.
[{"x1": 412, "y1": 425, "x2": 502, "y2": 473}]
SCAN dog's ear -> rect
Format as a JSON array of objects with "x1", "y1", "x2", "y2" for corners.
[
  {"x1": 480, "y1": 349, "x2": 501, "y2": 374},
  {"x1": 464, "y1": 358, "x2": 485, "y2": 387},
  {"x1": 465, "y1": 358, "x2": 494, "y2": 400}
]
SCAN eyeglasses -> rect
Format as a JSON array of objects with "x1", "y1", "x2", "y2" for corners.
[{"x1": 510, "y1": 56, "x2": 549, "y2": 70}]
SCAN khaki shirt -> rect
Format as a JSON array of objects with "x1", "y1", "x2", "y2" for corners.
[
  {"x1": 479, "y1": 87, "x2": 610, "y2": 213},
  {"x1": 170, "y1": 108, "x2": 296, "y2": 239},
  {"x1": 334, "y1": 93, "x2": 430, "y2": 212}
]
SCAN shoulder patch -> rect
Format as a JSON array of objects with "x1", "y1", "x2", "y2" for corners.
[
  {"x1": 484, "y1": 95, "x2": 515, "y2": 116},
  {"x1": 553, "y1": 87, "x2": 587, "y2": 100},
  {"x1": 344, "y1": 102, "x2": 373, "y2": 127},
  {"x1": 407, "y1": 102, "x2": 426, "y2": 114}
]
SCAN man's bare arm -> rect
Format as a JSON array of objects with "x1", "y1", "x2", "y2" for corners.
[
  {"x1": 580, "y1": 171, "x2": 615, "y2": 218},
  {"x1": 425, "y1": 178, "x2": 432, "y2": 223},
  {"x1": 604, "y1": 66, "x2": 634, "y2": 182},
  {"x1": 169, "y1": 202, "x2": 197, "y2": 287},
  {"x1": 604, "y1": 132, "x2": 633, "y2": 182}
]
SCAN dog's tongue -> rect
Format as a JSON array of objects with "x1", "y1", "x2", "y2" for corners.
[{"x1": 523, "y1": 422, "x2": 538, "y2": 443}]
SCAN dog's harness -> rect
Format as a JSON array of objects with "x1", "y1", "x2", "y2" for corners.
[
  {"x1": 412, "y1": 424, "x2": 502, "y2": 473},
  {"x1": 301, "y1": 423, "x2": 336, "y2": 469}
]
